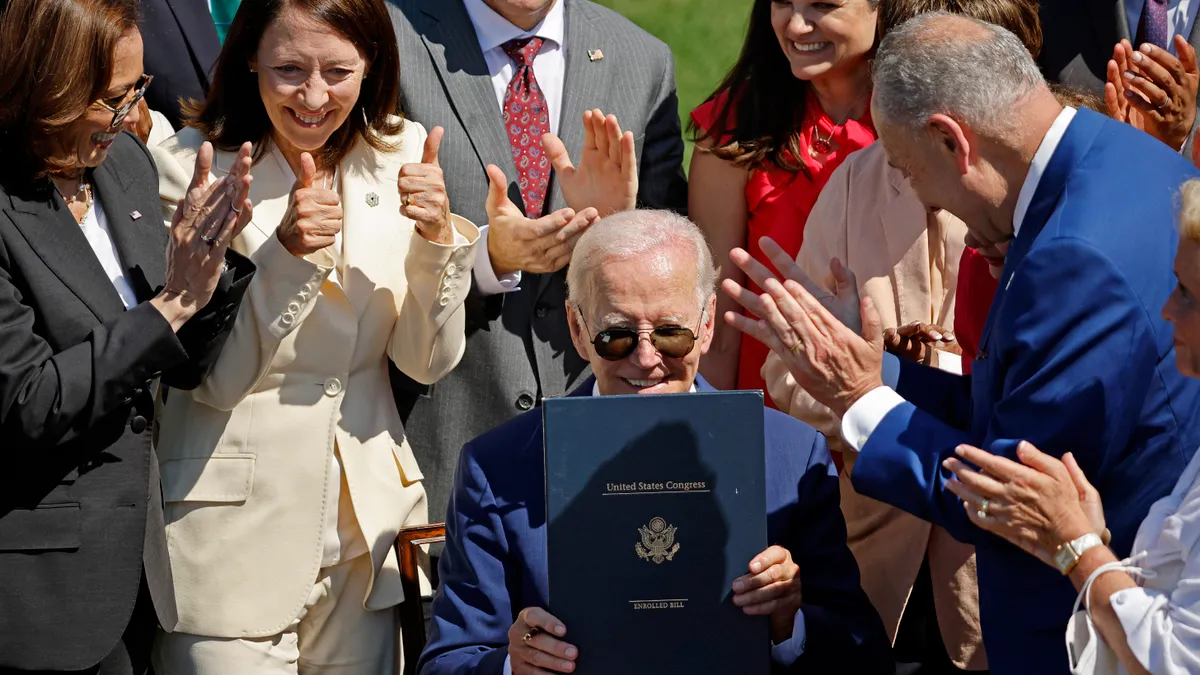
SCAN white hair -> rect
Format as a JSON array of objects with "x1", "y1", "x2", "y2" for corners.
[
  {"x1": 871, "y1": 12, "x2": 1046, "y2": 134},
  {"x1": 566, "y1": 209, "x2": 718, "y2": 313}
]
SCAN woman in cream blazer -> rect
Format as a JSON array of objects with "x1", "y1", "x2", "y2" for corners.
[
  {"x1": 762, "y1": 140, "x2": 987, "y2": 672},
  {"x1": 147, "y1": 0, "x2": 477, "y2": 671}
]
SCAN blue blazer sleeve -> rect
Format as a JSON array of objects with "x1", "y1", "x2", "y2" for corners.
[
  {"x1": 771, "y1": 427, "x2": 892, "y2": 674},
  {"x1": 852, "y1": 239, "x2": 1161, "y2": 544},
  {"x1": 895, "y1": 361, "x2": 973, "y2": 431},
  {"x1": 418, "y1": 443, "x2": 513, "y2": 675}
]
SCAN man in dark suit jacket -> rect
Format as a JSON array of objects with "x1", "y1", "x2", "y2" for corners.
[
  {"x1": 138, "y1": 0, "x2": 221, "y2": 129},
  {"x1": 0, "y1": 131, "x2": 253, "y2": 673},
  {"x1": 419, "y1": 210, "x2": 889, "y2": 675},
  {"x1": 387, "y1": 0, "x2": 689, "y2": 521}
]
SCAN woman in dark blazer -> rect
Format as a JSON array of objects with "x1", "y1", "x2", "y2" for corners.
[{"x1": 0, "y1": 0, "x2": 255, "y2": 672}]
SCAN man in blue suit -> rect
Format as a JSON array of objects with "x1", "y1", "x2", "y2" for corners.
[
  {"x1": 419, "y1": 210, "x2": 890, "y2": 675},
  {"x1": 722, "y1": 13, "x2": 1200, "y2": 675}
]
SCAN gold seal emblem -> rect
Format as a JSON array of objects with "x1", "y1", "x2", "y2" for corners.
[{"x1": 635, "y1": 517, "x2": 680, "y2": 564}]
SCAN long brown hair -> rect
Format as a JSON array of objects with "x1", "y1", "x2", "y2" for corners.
[
  {"x1": 184, "y1": 0, "x2": 403, "y2": 169},
  {"x1": 0, "y1": 0, "x2": 139, "y2": 187},
  {"x1": 690, "y1": 0, "x2": 880, "y2": 173}
]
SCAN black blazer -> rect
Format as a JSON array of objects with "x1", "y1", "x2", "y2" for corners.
[
  {"x1": 0, "y1": 132, "x2": 253, "y2": 671},
  {"x1": 138, "y1": 0, "x2": 221, "y2": 130}
]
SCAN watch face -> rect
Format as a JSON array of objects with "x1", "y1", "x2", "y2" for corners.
[{"x1": 1053, "y1": 544, "x2": 1078, "y2": 574}]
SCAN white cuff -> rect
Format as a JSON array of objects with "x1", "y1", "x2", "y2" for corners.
[
  {"x1": 1109, "y1": 587, "x2": 1170, "y2": 672},
  {"x1": 841, "y1": 386, "x2": 907, "y2": 451},
  {"x1": 770, "y1": 608, "x2": 807, "y2": 665},
  {"x1": 473, "y1": 225, "x2": 521, "y2": 296},
  {"x1": 503, "y1": 654, "x2": 512, "y2": 675},
  {"x1": 882, "y1": 351, "x2": 901, "y2": 388},
  {"x1": 935, "y1": 350, "x2": 962, "y2": 375}
]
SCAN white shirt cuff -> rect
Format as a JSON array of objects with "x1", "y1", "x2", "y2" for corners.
[
  {"x1": 473, "y1": 225, "x2": 521, "y2": 296},
  {"x1": 935, "y1": 350, "x2": 962, "y2": 375},
  {"x1": 882, "y1": 351, "x2": 901, "y2": 388},
  {"x1": 841, "y1": 386, "x2": 907, "y2": 451},
  {"x1": 770, "y1": 608, "x2": 807, "y2": 665},
  {"x1": 503, "y1": 654, "x2": 512, "y2": 675}
]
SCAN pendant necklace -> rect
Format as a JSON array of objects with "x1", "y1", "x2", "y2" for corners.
[{"x1": 811, "y1": 126, "x2": 836, "y2": 155}]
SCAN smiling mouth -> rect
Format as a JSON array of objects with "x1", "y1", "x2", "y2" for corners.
[
  {"x1": 92, "y1": 132, "x2": 117, "y2": 147},
  {"x1": 288, "y1": 108, "x2": 331, "y2": 128},
  {"x1": 792, "y1": 41, "x2": 831, "y2": 53}
]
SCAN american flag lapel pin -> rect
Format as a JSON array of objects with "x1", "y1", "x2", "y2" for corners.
[
  {"x1": 587, "y1": 49, "x2": 604, "y2": 62},
  {"x1": 129, "y1": 210, "x2": 142, "y2": 221}
]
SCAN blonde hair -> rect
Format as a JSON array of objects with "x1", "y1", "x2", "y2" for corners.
[{"x1": 1180, "y1": 179, "x2": 1200, "y2": 242}]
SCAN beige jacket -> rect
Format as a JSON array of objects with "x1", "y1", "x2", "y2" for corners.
[
  {"x1": 151, "y1": 121, "x2": 478, "y2": 638},
  {"x1": 763, "y1": 141, "x2": 986, "y2": 670}
]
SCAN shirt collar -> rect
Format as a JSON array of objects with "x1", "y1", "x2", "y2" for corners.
[
  {"x1": 591, "y1": 381, "x2": 699, "y2": 396},
  {"x1": 463, "y1": 0, "x2": 565, "y2": 55},
  {"x1": 1012, "y1": 106, "x2": 1076, "y2": 237}
]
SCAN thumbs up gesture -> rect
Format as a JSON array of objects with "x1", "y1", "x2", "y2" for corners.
[
  {"x1": 399, "y1": 126, "x2": 454, "y2": 245},
  {"x1": 276, "y1": 152, "x2": 343, "y2": 258},
  {"x1": 541, "y1": 109, "x2": 637, "y2": 217},
  {"x1": 484, "y1": 164, "x2": 600, "y2": 276}
]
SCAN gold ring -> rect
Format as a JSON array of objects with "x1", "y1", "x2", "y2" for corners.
[
  {"x1": 523, "y1": 628, "x2": 541, "y2": 643},
  {"x1": 789, "y1": 341, "x2": 803, "y2": 353},
  {"x1": 977, "y1": 498, "x2": 990, "y2": 520},
  {"x1": 402, "y1": 194, "x2": 411, "y2": 208}
]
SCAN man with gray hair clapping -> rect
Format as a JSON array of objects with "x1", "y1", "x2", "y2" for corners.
[
  {"x1": 419, "y1": 210, "x2": 891, "y2": 675},
  {"x1": 722, "y1": 12, "x2": 1200, "y2": 674}
]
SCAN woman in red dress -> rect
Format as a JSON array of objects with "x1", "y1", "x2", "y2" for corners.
[{"x1": 690, "y1": 0, "x2": 880, "y2": 396}]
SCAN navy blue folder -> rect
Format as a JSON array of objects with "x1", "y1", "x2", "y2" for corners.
[{"x1": 543, "y1": 391, "x2": 770, "y2": 674}]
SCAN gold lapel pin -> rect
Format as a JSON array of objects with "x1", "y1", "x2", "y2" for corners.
[
  {"x1": 366, "y1": 192, "x2": 379, "y2": 207},
  {"x1": 588, "y1": 49, "x2": 604, "y2": 62},
  {"x1": 130, "y1": 210, "x2": 141, "y2": 220}
]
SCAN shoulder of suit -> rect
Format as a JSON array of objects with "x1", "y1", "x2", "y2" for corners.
[
  {"x1": 358, "y1": 116, "x2": 427, "y2": 169},
  {"x1": 570, "y1": 0, "x2": 672, "y2": 57},
  {"x1": 764, "y1": 407, "x2": 821, "y2": 450},
  {"x1": 461, "y1": 407, "x2": 544, "y2": 469},
  {"x1": 107, "y1": 131, "x2": 155, "y2": 174}
]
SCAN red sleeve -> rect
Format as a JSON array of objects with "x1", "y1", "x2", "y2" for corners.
[
  {"x1": 954, "y1": 247, "x2": 1000, "y2": 375},
  {"x1": 690, "y1": 90, "x2": 734, "y2": 141}
]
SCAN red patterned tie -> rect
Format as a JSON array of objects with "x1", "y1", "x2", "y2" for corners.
[{"x1": 502, "y1": 37, "x2": 551, "y2": 218}]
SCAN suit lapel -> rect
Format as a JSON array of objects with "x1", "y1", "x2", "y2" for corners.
[
  {"x1": 163, "y1": 0, "x2": 221, "y2": 86},
  {"x1": 418, "y1": 2, "x2": 518, "y2": 182},
  {"x1": 5, "y1": 186, "x2": 127, "y2": 322},
  {"x1": 93, "y1": 159, "x2": 166, "y2": 304}
]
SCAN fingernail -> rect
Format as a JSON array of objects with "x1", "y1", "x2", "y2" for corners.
[
  {"x1": 955, "y1": 445, "x2": 967, "y2": 455},
  {"x1": 929, "y1": 331, "x2": 943, "y2": 340},
  {"x1": 565, "y1": 647, "x2": 578, "y2": 658},
  {"x1": 750, "y1": 561, "x2": 761, "y2": 573},
  {"x1": 1141, "y1": 43, "x2": 1153, "y2": 54},
  {"x1": 942, "y1": 458, "x2": 953, "y2": 469},
  {"x1": 554, "y1": 625, "x2": 566, "y2": 635},
  {"x1": 944, "y1": 331, "x2": 955, "y2": 340},
  {"x1": 733, "y1": 580, "x2": 744, "y2": 592},
  {"x1": 1125, "y1": 69, "x2": 1138, "y2": 78}
]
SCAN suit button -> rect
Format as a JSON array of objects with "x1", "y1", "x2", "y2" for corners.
[
  {"x1": 535, "y1": 305, "x2": 549, "y2": 318},
  {"x1": 515, "y1": 392, "x2": 535, "y2": 411},
  {"x1": 445, "y1": 263, "x2": 458, "y2": 276},
  {"x1": 281, "y1": 314, "x2": 295, "y2": 326},
  {"x1": 438, "y1": 295, "x2": 450, "y2": 307},
  {"x1": 323, "y1": 377, "x2": 343, "y2": 397},
  {"x1": 130, "y1": 416, "x2": 148, "y2": 434}
]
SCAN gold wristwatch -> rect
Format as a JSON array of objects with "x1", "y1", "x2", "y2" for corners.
[{"x1": 1053, "y1": 532, "x2": 1104, "y2": 575}]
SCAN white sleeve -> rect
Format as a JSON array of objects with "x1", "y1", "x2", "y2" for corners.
[
  {"x1": 473, "y1": 225, "x2": 522, "y2": 296},
  {"x1": 839, "y1": 352, "x2": 905, "y2": 451},
  {"x1": 769, "y1": 608, "x2": 808, "y2": 665},
  {"x1": 503, "y1": 655, "x2": 513, "y2": 675}
]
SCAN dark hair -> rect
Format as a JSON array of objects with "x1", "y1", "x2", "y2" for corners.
[
  {"x1": 689, "y1": 0, "x2": 880, "y2": 173},
  {"x1": 1049, "y1": 83, "x2": 1104, "y2": 112},
  {"x1": 876, "y1": 0, "x2": 1042, "y2": 56},
  {"x1": 184, "y1": 0, "x2": 403, "y2": 168},
  {"x1": 0, "y1": 0, "x2": 139, "y2": 186}
]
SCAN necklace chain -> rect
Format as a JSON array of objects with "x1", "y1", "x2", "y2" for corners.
[{"x1": 52, "y1": 172, "x2": 93, "y2": 218}]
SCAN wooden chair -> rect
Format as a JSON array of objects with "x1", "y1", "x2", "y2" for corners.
[{"x1": 396, "y1": 523, "x2": 446, "y2": 675}]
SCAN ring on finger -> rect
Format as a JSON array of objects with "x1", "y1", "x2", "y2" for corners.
[
  {"x1": 402, "y1": 194, "x2": 411, "y2": 208},
  {"x1": 201, "y1": 234, "x2": 216, "y2": 245},
  {"x1": 522, "y1": 627, "x2": 541, "y2": 643},
  {"x1": 977, "y1": 498, "x2": 990, "y2": 520},
  {"x1": 789, "y1": 340, "x2": 803, "y2": 353},
  {"x1": 230, "y1": 205, "x2": 242, "y2": 214}
]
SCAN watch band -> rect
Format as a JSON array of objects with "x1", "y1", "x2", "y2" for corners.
[{"x1": 1053, "y1": 532, "x2": 1104, "y2": 575}]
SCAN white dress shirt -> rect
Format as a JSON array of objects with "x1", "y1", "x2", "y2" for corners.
[
  {"x1": 463, "y1": 0, "x2": 567, "y2": 296},
  {"x1": 1126, "y1": 0, "x2": 1199, "y2": 55},
  {"x1": 80, "y1": 200, "x2": 138, "y2": 311},
  {"x1": 840, "y1": 107, "x2": 1078, "y2": 451},
  {"x1": 501, "y1": 379, "x2": 805, "y2": 675}
]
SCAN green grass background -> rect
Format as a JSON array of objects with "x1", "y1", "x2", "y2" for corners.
[{"x1": 592, "y1": 0, "x2": 750, "y2": 171}]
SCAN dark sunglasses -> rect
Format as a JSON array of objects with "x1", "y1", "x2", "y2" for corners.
[
  {"x1": 94, "y1": 74, "x2": 153, "y2": 129},
  {"x1": 577, "y1": 309, "x2": 703, "y2": 361}
]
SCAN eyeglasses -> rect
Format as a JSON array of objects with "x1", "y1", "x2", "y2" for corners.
[
  {"x1": 577, "y1": 309, "x2": 704, "y2": 361},
  {"x1": 93, "y1": 74, "x2": 153, "y2": 129}
]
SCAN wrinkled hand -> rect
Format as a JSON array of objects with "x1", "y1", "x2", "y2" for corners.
[
  {"x1": 400, "y1": 126, "x2": 454, "y2": 245},
  {"x1": 276, "y1": 152, "x2": 342, "y2": 257},
  {"x1": 156, "y1": 141, "x2": 254, "y2": 329},
  {"x1": 1106, "y1": 36, "x2": 1199, "y2": 150},
  {"x1": 722, "y1": 237, "x2": 885, "y2": 418},
  {"x1": 543, "y1": 109, "x2": 637, "y2": 217},
  {"x1": 508, "y1": 607, "x2": 577, "y2": 674},
  {"x1": 733, "y1": 546, "x2": 803, "y2": 643},
  {"x1": 485, "y1": 164, "x2": 599, "y2": 275},
  {"x1": 884, "y1": 322, "x2": 960, "y2": 365},
  {"x1": 944, "y1": 442, "x2": 1103, "y2": 568}
]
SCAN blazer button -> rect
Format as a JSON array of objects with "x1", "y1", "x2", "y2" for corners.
[
  {"x1": 515, "y1": 392, "x2": 535, "y2": 411},
  {"x1": 287, "y1": 302, "x2": 302, "y2": 313},
  {"x1": 438, "y1": 295, "x2": 451, "y2": 307},
  {"x1": 281, "y1": 314, "x2": 295, "y2": 326},
  {"x1": 535, "y1": 305, "x2": 549, "y2": 318},
  {"x1": 130, "y1": 416, "x2": 148, "y2": 434},
  {"x1": 445, "y1": 263, "x2": 458, "y2": 276},
  {"x1": 323, "y1": 377, "x2": 343, "y2": 397}
]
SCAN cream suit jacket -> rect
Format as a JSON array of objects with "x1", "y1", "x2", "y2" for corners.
[
  {"x1": 763, "y1": 141, "x2": 986, "y2": 670},
  {"x1": 151, "y1": 121, "x2": 479, "y2": 638}
]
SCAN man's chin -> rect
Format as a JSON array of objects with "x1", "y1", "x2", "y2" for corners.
[{"x1": 603, "y1": 378, "x2": 688, "y2": 395}]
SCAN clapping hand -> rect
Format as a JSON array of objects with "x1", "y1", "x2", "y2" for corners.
[
  {"x1": 400, "y1": 126, "x2": 454, "y2": 245},
  {"x1": 733, "y1": 546, "x2": 803, "y2": 643},
  {"x1": 542, "y1": 109, "x2": 638, "y2": 217},
  {"x1": 884, "y1": 322, "x2": 960, "y2": 365},
  {"x1": 155, "y1": 141, "x2": 254, "y2": 330},
  {"x1": 276, "y1": 153, "x2": 342, "y2": 258},
  {"x1": 722, "y1": 237, "x2": 885, "y2": 418},
  {"x1": 1106, "y1": 36, "x2": 1199, "y2": 150},
  {"x1": 484, "y1": 164, "x2": 600, "y2": 275},
  {"x1": 508, "y1": 607, "x2": 577, "y2": 674}
]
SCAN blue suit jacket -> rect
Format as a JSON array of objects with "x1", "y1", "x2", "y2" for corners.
[
  {"x1": 851, "y1": 108, "x2": 1200, "y2": 674},
  {"x1": 420, "y1": 376, "x2": 891, "y2": 675}
]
